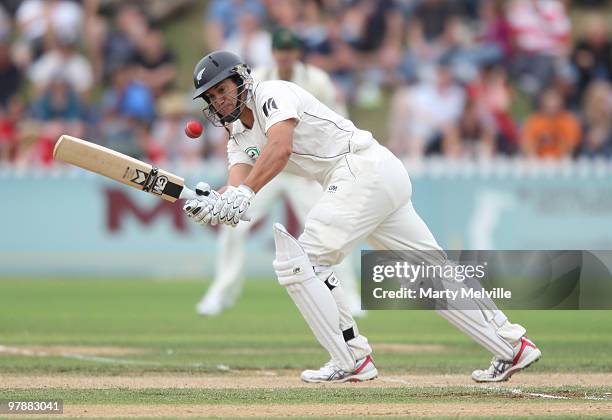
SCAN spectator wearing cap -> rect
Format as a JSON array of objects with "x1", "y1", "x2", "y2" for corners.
[{"x1": 252, "y1": 28, "x2": 347, "y2": 115}]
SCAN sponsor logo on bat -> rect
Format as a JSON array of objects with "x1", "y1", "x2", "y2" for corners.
[
  {"x1": 131, "y1": 169, "x2": 148, "y2": 185},
  {"x1": 151, "y1": 176, "x2": 168, "y2": 195}
]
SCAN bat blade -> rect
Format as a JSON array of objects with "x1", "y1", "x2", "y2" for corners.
[{"x1": 53, "y1": 135, "x2": 186, "y2": 202}]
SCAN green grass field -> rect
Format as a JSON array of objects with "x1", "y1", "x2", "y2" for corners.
[{"x1": 1, "y1": 278, "x2": 611, "y2": 418}]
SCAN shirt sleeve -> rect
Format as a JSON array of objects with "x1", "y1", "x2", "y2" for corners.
[
  {"x1": 256, "y1": 82, "x2": 301, "y2": 133},
  {"x1": 227, "y1": 137, "x2": 254, "y2": 170}
]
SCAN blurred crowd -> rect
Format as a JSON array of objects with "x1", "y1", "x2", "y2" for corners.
[
  {"x1": 0, "y1": 0, "x2": 611, "y2": 168},
  {"x1": 0, "y1": 0, "x2": 204, "y2": 167}
]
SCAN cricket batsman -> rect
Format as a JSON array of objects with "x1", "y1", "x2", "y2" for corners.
[
  {"x1": 196, "y1": 29, "x2": 363, "y2": 318},
  {"x1": 183, "y1": 50, "x2": 541, "y2": 383}
]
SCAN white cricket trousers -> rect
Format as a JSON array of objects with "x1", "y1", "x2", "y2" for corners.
[
  {"x1": 298, "y1": 143, "x2": 528, "y2": 361},
  {"x1": 299, "y1": 143, "x2": 441, "y2": 264}
]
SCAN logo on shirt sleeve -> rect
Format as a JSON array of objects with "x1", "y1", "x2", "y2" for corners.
[{"x1": 262, "y1": 97, "x2": 278, "y2": 118}]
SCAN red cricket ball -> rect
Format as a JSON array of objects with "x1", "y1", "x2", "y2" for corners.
[{"x1": 184, "y1": 120, "x2": 204, "y2": 138}]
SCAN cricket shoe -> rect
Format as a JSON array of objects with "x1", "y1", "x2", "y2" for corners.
[
  {"x1": 300, "y1": 355, "x2": 378, "y2": 383},
  {"x1": 195, "y1": 293, "x2": 233, "y2": 316},
  {"x1": 471, "y1": 337, "x2": 541, "y2": 382},
  {"x1": 195, "y1": 298, "x2": 225, "y2": 316},
  {"x1": 196, "y1": 287, "x2": 242, "y2": 316}
]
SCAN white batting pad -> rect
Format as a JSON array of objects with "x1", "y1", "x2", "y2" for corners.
[
  {"x1": 272, "y1": 224, "x2": 355, "y2": 371},
  {"x1": 435, "y1": 267, "x2": 526, "y2": 360},
  {"x1": 314, "y1": 266, "x2": 372, "y2": 360}
]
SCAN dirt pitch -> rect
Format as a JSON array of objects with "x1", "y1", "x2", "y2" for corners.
[
  {"x1": 37, "y1": 401, "x2": 612, "y2": 418},
  {"x1": 3, "y1": 372, "x2": 612, "y2": 418},
  {"x1": 2, "y1": 372, "x2": 612, "y2": 389},
  {"x1": 2, "y1": 346, "x2": 611, "y2": 418}
]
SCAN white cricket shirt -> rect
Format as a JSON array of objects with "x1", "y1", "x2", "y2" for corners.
[{"x1": 227, "y1": 80, "x2": 375, "y2": 184}]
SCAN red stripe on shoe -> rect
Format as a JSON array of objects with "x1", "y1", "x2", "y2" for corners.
[
  {"x1": 353, "y1": 355, "x2": 373, "y2": 374},
  {"x1": 512, "y1": 337, "x2": 537, "y2": 365}
]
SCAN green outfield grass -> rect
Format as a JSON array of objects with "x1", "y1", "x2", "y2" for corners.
[
  {"x1": 0, "y1": 278, "x2": 611, "y2": 375},
  {"x1": 1, "y1": 278, "x2": 611, "y2": 419}
]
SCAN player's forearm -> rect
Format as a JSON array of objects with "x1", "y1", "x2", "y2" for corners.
[
  {"x1": 227, "y1": 163, "x2": 252, "y2": 187},
  {"x1": 242, "y1": 141, "x2": 291, "y2": 193}
]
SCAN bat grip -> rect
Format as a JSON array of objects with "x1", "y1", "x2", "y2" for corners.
[{"x1": 180, "y1": 186, "x2": 251, "y2": 222}]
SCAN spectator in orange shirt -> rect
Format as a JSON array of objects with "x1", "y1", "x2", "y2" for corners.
[{"x1": 521, "y1": 88, "x2": 581, "y2": 159}]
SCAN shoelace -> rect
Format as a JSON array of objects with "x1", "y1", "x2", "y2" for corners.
[{"x1": 487, "y1": 357, "x2": 513, "y2": 376}]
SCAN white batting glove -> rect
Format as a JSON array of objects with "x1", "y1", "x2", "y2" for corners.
[
  {"x1": 212, "y1": 184, "x2": 254, "y2": 227},
  {"x1": 183, "y1": 182, "x2": 221, "y2": 226}
]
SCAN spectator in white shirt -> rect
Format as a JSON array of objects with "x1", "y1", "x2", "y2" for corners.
[
  {"x1": 388, "y1": 61, "x2": 466, "y2": 159},
  {"x1": 222, "y1": 10, "x2": 273, "y2": 69},
  {"x1": 14, "y1": 0, "x2": 83, "y2": 66},
  {"x1": 28, "y1": 32, "x2": 93, "y2": 98}
]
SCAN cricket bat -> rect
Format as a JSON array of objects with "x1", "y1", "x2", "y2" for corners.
[{"x1": 52, "y1": 135, "x2": 240, "y2": 218}]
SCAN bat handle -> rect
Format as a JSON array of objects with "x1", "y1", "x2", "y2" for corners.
[{"x1": 180, "y1": 186, "x2": 251, "y2": 222}]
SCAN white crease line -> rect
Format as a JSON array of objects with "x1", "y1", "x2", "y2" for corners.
[
  {"x1": 0, "y1": 345, "x2": 226, "y2": 369},
  {"x1": 381, "y1": 377, "x2": 410, "y2": 385},
  {"x1": 512, "y1": 389, "x2": 570, "y2": 400},
  {"x1": 61, "y1": 353, "x2": 164, "y2": 366},
  {"x1": 256, "y1": 370, "x2": 278, "y2": 377},
  {"x1": 479, "y1": 385, "x2": 570, "y2": 400},
  {"x1": 0, "y1": 345, "x2": 164, "y2": 366},
  {"x1": 584, "y1": 392, "x2": 612, "y2": 401}
]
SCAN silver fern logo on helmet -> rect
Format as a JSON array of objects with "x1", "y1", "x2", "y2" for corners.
[{"x1": 196, "y1": 67, "x2": 206, "y2": 81}]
